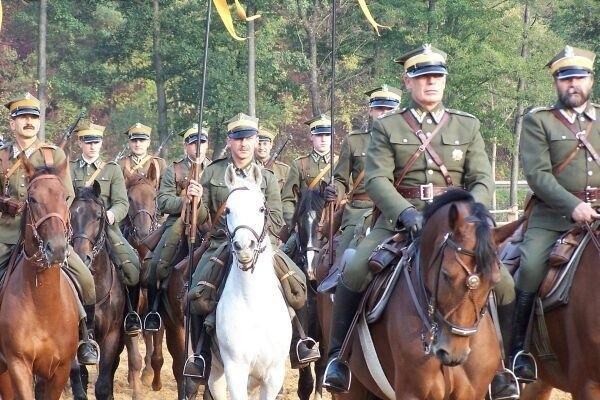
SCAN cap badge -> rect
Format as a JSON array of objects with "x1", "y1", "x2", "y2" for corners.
[
  {"x1": 423, "y1": 43, "x2": 432, "y2": 54},
  {"x1": 25, "y1": 93, "x2": 31, "y2": 99},
  {"x1": 564, "y1": 45, "x2": 574, "y2": 57},
  {"x1": 382, "y1": 84, "x2": 389, "y2": 91},
  {"x1": 452, "y1": 148, "x2": 463, "y2": 162},
  {"x1": 135, "y1": 123, "x2": 141, "y2": 128}
]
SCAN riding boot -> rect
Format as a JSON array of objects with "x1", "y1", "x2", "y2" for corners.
[
  {"x1": 124, "y1": 285, "x2": 142, "y2": 336},
  {"x1": 289, "y1": 307, "x2": 320, "y2": 369},
  {"x1": 144, "y1": 283, "x2": 162, "y2": 332},
  {"x1": 510, "y1": 289, "x2": 537, "y2": 383},
  {"x1": 322, "y1": 281, "x2": 362, "y2": 393},
  {"x1": 183, "y1": 314, "x2": 211, "y2": 381},
  {"x1": 77, "y1": 305, "x2": 100, "y2": 365},
  {"x1": 489, "y1": 301, "x2": 519, "y2": 400}
]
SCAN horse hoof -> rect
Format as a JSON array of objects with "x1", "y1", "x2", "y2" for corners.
[{"x1": 141, "y1": 369, "x2": 154, "y2": 387}]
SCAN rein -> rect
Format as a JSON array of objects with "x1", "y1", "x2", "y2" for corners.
[{"x1": 226, "y1": 186, "x2": 269, "y2": 273}]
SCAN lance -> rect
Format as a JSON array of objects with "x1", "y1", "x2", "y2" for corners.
[
  {"x1": 182, "y1": 0, "x2": 212, "y2": 397},
  {"x1": 327, "y1": 0, "x2": 338, "y2": 267}
]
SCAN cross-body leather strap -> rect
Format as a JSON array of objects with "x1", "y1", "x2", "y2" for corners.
[
  {"x1": 84, "y1": 161, "x2": 106, "y2": 187},
  {"x1": 308, "y1": 155, "x2": 338, "y2": 189},
  {"x1": 551, "y1": 109, "x2": 596, "y2": 176}
]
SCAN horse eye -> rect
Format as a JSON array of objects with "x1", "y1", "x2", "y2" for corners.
[
  {"x1": 225, "y1": 208, "x2": 230, "y2": 215},
  {"x1": 259, "y1": 206, "x2": 266, "y2": 213}
]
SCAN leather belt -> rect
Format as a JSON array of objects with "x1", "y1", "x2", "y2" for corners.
[
  {"x1": 351, "y1": 192, "x2": 371, "y2": 201},
  {"x1": 571, "y1": 187, "x2": 598, "y2": 203},
  {"x1": 397, "y1": 184, "x2": 449, "y2": 202}
]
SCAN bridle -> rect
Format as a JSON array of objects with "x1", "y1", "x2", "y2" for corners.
[
  {"x1": 406, "y1": 228, "x2": 492, "y2": 355},
  {"x1": 127, "y1": 180, "x2": 160, "y2": 243},
  {"x1": 225, "y1": 186, "x2": 269, "y2": 273},
  {"x1": 71, "y1": 197, "x2": 107, "y2": 267},
  {"x1": 23, "y1": 174, "x2": 72, "y2": 269}
]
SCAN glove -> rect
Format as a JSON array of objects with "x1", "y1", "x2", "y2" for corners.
[
  {"x1": 398, "y1": 207, "x2": 423, "y2": 238},
  {"x1": 323, "y1": 184, "x2": 338, "y2": 202}
]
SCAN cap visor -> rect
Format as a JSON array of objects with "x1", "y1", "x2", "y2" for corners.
[
  {"x1": 369, "y1": 99, "x2": 399, "y2": 108},
  {"x1": 11, "y1": 108, "x2": 40, "y2": 118},
  {"x1": 555, "y1": 68, "x2": 593, "y2": 80},
  {"x1": 310, "y1": 126, "x2": 332, "y2": 135},
  {"x1": 129, "y1": 133, "x2": 150, "y2": 140},
  {"x1": 406, "y1": 65, "x2": 448, "y2": 78},
  {"x1": 81, "y1": 136, "x2": 103, "y2": 143},
  {"x1": 228, "y1": 129, "x2": 258, "y2": 139}
]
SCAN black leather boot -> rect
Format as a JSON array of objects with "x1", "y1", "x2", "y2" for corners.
[
  {"x1": 510, "y1": 289, "x2": 537, "y2": 383},
  {"x1": 489, "y1": 301, "x2": 519, "y2": 400},
  {"x1": 144, "y1": 283, "x2": 162, "y2": 332},
  {"x1": 77, "y1": 305, "x2": 100, "y2": 365},
  {"x1": 124, "y1": 285, "x2": 142, "y2": 336},
  {"x1": 322, "y1": 282, "x2": 362, "y2": 393},
  {"x1": 289, "y1": 307, "x2": 320, "y2": 369}
]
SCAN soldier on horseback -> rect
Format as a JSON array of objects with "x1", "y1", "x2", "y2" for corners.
[
  {"x1": 510, "y1": 46, "x2": 598, "y2": 384},
  {"x1": 71, "y1": 121, "x2": 142, "y2": 337},
  {"x1": 118, "y1": 122, "x2": 167, "y2": 181},
  {"x1": 322, "y1": 44, "x2": 519, "y2": 399},
  {"x1": 255, "y1": 127, "x2": 290, "y2": 191},
  {"x1": 0, "y1": 92, "x2": 99, "y2": 365}
]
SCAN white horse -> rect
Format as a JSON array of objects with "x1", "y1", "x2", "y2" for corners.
[{"x1": 209, "y1": 164, "x2": 292, "y2": 400}]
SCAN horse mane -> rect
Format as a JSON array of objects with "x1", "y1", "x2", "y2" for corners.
[
  {"x1": 74, "y1": 186, "x2": 106, "y2": 208},
  {"x1": 291, "y1": 187, "x2": 325, "y2": 227},
  {"x1": 126, "y1": 173, "x2": 152, "y2": 187},
  {"x1": 423, "y1": 188, "x2": 497, "y2": 278}
]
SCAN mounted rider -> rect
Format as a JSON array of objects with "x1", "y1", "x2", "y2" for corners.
[
  {"x1": 118, "y1": 122, "x2": 167, "y2": 182},
  {"x1": 0, "y1": 92, "x2": 99, "y2": 365},
  {"x1": 255, "y1": 126, "x2": 290, "y2": 192}
]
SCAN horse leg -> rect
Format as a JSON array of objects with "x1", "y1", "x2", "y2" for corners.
[
  {"x1": 313, "y1": 351, "x2": 327, "y2": 400},
  {"x1": 0, "y1": 371, "x2": 15, "y2": 400},
  {"x1": 208, "y1": 355, "x2": 227, "y2": 400},
  {"x1": 95, "y1": 330, "x2": 122, "y2": 400},
  {"x1": 297, "y1": 366, "x2": 314, "y2": 400},
  {"x1": 69, "y1": 360, "x2": 87, "y2": 400},
  {"x1": 141, "y1": 330, "x2": 155, "y2": 386},
  {"x1": 6, "y1": 361, "x2": 35, "y2": 399},
  {"x1": 151, "y1": 326, "x2": 165, "y2": 391},
  {"x1": 260, "y1": 362, "x2": 286, "y2": 400},
  {"x1": 39, "y1": 364, "x2": 73, "y2": 400},
  {"x1": 124, "y1": 333, "x2": 143, "y2": 399},
  {"x1": 519, "y1": 380, "x2": 553, "y2": 400},
  {"x1": 223, "y1": 363, "x2": 250, "y2": 400}
]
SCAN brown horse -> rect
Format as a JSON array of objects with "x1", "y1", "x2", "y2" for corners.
[
  {"x1": 0, "y1": 160, "x2": 79, "y2": 399},
  {"x1": 317, "y1": 189, "x2": 519, "y2": 399},
  {"x1": 70, "y1": 184, "x2": 128, "y2": 400},
  {"x1": 519, "y1": 225, "x2": 600, "y2": 399}
]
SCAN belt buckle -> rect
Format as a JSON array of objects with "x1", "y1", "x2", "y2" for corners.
[
  {"x1": 586, "y1": 186, "x2": 597, "y2": 203},
  {"x1": 420, "y1": 183, "x2": 434, "y2": 202}
]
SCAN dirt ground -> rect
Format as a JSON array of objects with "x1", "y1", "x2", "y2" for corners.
[{"x1": 60, "y1": 337, "x2": 571, "y2": 399}]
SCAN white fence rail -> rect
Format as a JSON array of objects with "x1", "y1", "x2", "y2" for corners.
[{"x1": 491, "y1": 180, "x2": 529, "y2": 221}]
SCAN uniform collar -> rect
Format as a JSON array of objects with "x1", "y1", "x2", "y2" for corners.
[
  {"x1": 310, "y1": 149, "x2": 331, "y2": 163},
  {"x1": 79, "y1": 156, "x2": 103, "y2": 168},
  {"x1": 11, "y1": 139, "x2": 41, "y2": 159},
  {"x1": 131, "y1": 154, "x2": 149, "y2": 164},
  {"x1": 409, "y1": 101, "x2": 446, "y2": 124},
  {"x1": 229, "y1": 158, "x2": 260, "y2": 178},
  {"x1": 556, "y1": 100, "x2": 597, "y2": 124}
]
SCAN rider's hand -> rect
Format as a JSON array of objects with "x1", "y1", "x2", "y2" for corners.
[
  {"x1": 106, "y1": 210, "x2": 115, "y2": 225},
  {"x1": 323, "y1": 184, "x2": 338, "y2": 203},
  {"x1": 398, "y1": 207, "x2": 423, "y2": 238},
  {"x1": 571, "y1": 201, "x2": 600, "y2": 224},
  {"x1": 186, "y1": 179, "x2": 203, "y2": 203}
]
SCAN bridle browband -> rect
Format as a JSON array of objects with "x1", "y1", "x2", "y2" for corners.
[{"x1": 226, "y1": 186, "x2": 269, "y2": 273}]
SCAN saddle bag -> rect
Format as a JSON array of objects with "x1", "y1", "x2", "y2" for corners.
[
  {"x1": 141, "y1": 222, "x2": 167, "y2": 252},
  {"x1": 548, "y1": 227, "x2": 585, "y2": 268},
  {"x1": 187, "y1": 242, "x2": 231, "y2": 316},
  {"x1": 367, "y1": 233, "x2": 408, "y2": 274},
  {"x1": 273, "y1": 249, "x2": 307, "y2": 310},
  {"x1": 0, "y1": 196, "x2": 24, "y2": 218}
]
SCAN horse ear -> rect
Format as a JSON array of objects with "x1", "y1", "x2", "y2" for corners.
[
  {"x1": 249, "y1": 164, "x2": 262, "y2": 186},
  {"x1": 292, "y1": 184, "x2": 300, "y2": 200},
  {"x1": 92, "y1": 180, "x2": 102, "y2": 198},
  {"x1": 493, "y1": 215, "x2": 525, "y2": 246},
  {"x1": 19, "y1": 151, "x2": 36, "y2": 178},
  {"x1": 146, "y1": 161, "x2": 158, "y2": 187},
  {"x1": 448, "y1": 203, "x2": 459, "y2": 231},
  {"x1": 55, "y1": 158, "x2": 69, "y2": 180},
  {"x1": 224, "y1": 164, "x2": 236, "y2": 190}
]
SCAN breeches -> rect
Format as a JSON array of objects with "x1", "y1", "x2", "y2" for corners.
[
  {"x1": 191, "y1": 240, "x2": 224, "y2": 289},
  {"x1": 66, "y1": 247, "x2": 96, "y2": 305},
  {"x1": 148, "y1": 218, "x2": 183, "y2": 286},
  {"x1": 495, "y1": 263, "x2": 515, "y2": 306},
  {"x1": 107, "y1": 224, "x2": 141, "y2": 286},
  {"x1": 516, "y1": 227, "x2": 562, "y2": 293}
]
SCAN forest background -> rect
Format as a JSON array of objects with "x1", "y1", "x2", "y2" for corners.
[{"x1": 0, "y1": 0, "x2": 598, "y2": 209}]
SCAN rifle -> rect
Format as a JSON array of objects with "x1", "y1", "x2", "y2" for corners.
[
  {"x1": 156, "y1": 130, "x2": 174, "y2": 155},
  {"x1": 112, "y1": 143, "x2": 129, "y2": 163},
  {"x1": 265, "y1": 133, "x2": 292, "y2": 169},
  {"x1": 57, "y1": 110, "x2": 86, "y2": 150},
  {"x1": 215, "y1": 143, "x2": 229, "y2": 160}
]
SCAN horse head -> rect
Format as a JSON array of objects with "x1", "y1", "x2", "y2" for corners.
[
  {"x1": 224, "y1": 164, "x2": 268, "y2": 271},
  {"x1": 21, "y1": 153, "x2": 71, "y2": 266},
  {"x1": 70, "y1": 181, "x2": 106, "y2": 267},
  {"x1": 292, "y1": 185, "x2": 325, "y2": 280},
  {"x1": 418, "y1": 189, "x2": 518, "y2": 366},
  {"x1": 124, "y1": 164, "x2": 160, "y2": 244}
]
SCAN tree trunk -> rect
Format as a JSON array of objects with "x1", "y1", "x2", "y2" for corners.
[
  {"x1": 37, "y1": 0, "x2": 47, "y2": 140},
  {"x1": 247, "y1": 2, "x2": 256, "y2": 117},
  {"x1": 427, "y1": 0, "x2": 437, "y2": 36},
  {"x1": 152, "y1": 0, "x2": 168, "y2": 158},
  {"x1": 307, "y1": 25, "x2": 320, "y2": 116}
]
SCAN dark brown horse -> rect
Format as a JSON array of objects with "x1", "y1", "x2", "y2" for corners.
[
  {"x1": 70, "y1": 183, "x2": 127, "y2": 399},
  {"x1": 317, "y1": 189, "x2": 519, "y2": 399},
  {"x1": 519, "y1": 225, "x2": 600, "y2": 399},
  {"x1": 0, "y1": 160, "x2": 79, "y2": 399}
]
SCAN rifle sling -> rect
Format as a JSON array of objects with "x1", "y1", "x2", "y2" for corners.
[
  {"x1": 307, "y1": 155, "x2": 338, "y2": 189},
  {"x1": 551, "y1": 109, "x2": 596, "y2": 176},
  {"x1": 84, "y1": 161, "x2": 106, "y2": 187}
]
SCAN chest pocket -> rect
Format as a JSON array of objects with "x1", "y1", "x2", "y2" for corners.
[
  {"x1": 440, "y1": 130, "x2": 471, "y2": 167},
  {"x1": 389, "y1": 131, "x2": 421, "y2": 167},
  {"x1": 209, "y1": 176, "x2": 229, "y2": 214},
  {"x1": 548, "y1": 130, "x2": 578, "y2": 166}
]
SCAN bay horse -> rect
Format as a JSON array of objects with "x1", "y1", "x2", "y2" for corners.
[
  {"x1": 519, "y1": 224, "x2": 600, "y2": 399},
  {"x1": 70, "y1": 183, "x2": 127, "y2": 399},
  {"x1": 291, "y1": 186, "x2": 328, "y2": 400},
  {"x1": 0, "y1": 159, "x2": 79, "y2": 399},
  {"x1": 208, "y1": 164, "x2": 291, "y2": 400},
  {"x1": 317, "y1": 189, "x2": 519, "y2": 399}
]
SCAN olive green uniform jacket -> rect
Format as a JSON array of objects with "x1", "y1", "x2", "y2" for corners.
[
  {"x1": 119, "y1": 154, "x2": 167, "y2": 180},
  {"x1": 281, "y1": 150, "x2": 336, "y2": 227},
  {"x1": 258, "y1": 159, "x2": 290, "y2": 192}
]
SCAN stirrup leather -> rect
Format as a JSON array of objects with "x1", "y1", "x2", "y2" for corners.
[
  {"x1": 143, "y1": 311, "x2": 162, "y2": 332},
  {"x1": 323, "y1": 357, "x2": 351, "y2": 393},
  {"x1": 487, "y1": 368, "x2": 520, "y2": 400},
  {"x1": 183, "y1": 354, "x2": 208, "y2": 380},
  {"x1": 511, "y1": 350, "x2": 538, "y2": 383},
  {"x1": 124, "y1": 311, "x2": 142, "y2": 336},
  {"x1": 296, "y1": 337, "x2": 320, "y2": 363}
]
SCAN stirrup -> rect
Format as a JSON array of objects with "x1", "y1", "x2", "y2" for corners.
[
  {"x1": 183, "y1": 354, "x2": 208, "y2": 380},
  {"x1": 487, "y1": 368, "x2": 520, "y2": 400},
  {"x1": 143, "y1": 311, "x2": 162, "y2": 332},
  {"x1": 77, "y1": 338, "x2": 100, "y2": 365},
  {"x1": 512, "y1": 350, "x2": 538, "y2": 383},
  {"x1": 124, "y1": 311, "x2": 142, "y2": 337},
  {"x1": 296, "y1": 337, "x2": 320, "y2": 364},
  {"x1": 322, "y1": 357, "x2": 351, "y2": 393}
]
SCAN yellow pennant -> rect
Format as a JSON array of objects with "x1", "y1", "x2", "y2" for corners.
[
  {"x1": 213, "y1": 0, "x2": 246, "y2": 41},
  {"x1": 358, "y1": 0, "x2": 390, "y2": 36},
  {"x1": 0, "y1": 0, "x2": 3, "y2": 33},
  {"x1": 234, "y1": 0, "x2": 261, "y2": 22}
]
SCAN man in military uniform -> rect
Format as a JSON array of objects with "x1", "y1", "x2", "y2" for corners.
[
  {"x1": 118, "y1": 122, "x2": 167, "y2": 180},
  {"x1": 71, "y1": 122, "x2": 142, "y2": 337},
  {"x1": 323, "y1": 44, "x2": 518, "y2": 399},
  {"x1": 255, "y1": 127, "x2": 290, "y2": 191},
  {"x1": 327, "y1": 85, "x2": 402, "y2": 262},
  {"x1": 0, "y1": 92, "x2": 99, "y2": 365},
  {"x1": 510, "y1": 46, "x2": 598, "y2": 383},
  {"x1": 144, "y1": 124, "x2": 210, "y2": 331}
]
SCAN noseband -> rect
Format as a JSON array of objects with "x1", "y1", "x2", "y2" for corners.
[
  {"x1": 226, "y1": 187, "x2": 269, "y2": 273},
  {"x1": 24, "y1": 174, "x2": 71, "y2": 268}
]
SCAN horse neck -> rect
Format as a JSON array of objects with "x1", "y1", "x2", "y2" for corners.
[
  {"x1": 16, "y1": 258, "x2": 66, "y2": 311},
  {"x1": 91, "y1": 247, "x2": 114, "y2": 296}
]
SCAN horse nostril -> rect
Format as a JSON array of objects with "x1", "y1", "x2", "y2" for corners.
[
  {"x1": 84, "y1": 255, "x2": 93, "y2": 267},
  {"x1": 249, "y1": 240, "x2": 256, "y2": 249}
]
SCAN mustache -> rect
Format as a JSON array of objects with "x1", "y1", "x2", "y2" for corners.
[
  {"x1": 23, "y1": 124, "x2": 35, "y2": 129},
  {"x1": 568, "y1": 87, "x2": 582, "y2": 95}
]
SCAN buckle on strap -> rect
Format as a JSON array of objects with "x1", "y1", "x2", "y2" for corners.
[{"x1": 420, "y1": 183, "x2": 434, "y2": 201}]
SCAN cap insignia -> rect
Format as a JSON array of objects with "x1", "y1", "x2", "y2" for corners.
[
  {"x1": 564, "y1": 45, "x2": 574, "y2": 57},
  {"x1": 423, "y1": 43, "x2": 432, "y2": 55}
]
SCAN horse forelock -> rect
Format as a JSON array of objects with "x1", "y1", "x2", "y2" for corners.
[
  {"x1": 292, "y1": 188, "x2": 325, "y2": 227},
  {"x1": 423, "y1": 188, "x2": 473, "y2": 224},
  {"x1": 75, "y1": 186, "x2": 105, "y2": 207},
  {"x1": 471, "y1": 202, "x2": 497, "y2": 279}
]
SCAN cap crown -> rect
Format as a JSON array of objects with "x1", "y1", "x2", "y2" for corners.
[
  {"x1": 546, "y1": 45, "x2": 595, "y2": 78},
  {"x1": 125, "y1": 122, "x2": 152, "y2": 138},
  {"x1": 305, "y1": 114, "x2": 332, "y2": 134},
  {"x1": 394, "y1": 44, "x2": 448, "y2": 77},
  {"x1": 4, "y1": 92, "x2": 41, "y2": 117},
  {"x1": 258, "y1": 127, "x2": 277, "y2": 141},
  {"x1": 76, "y1": 121, "x2": 105, "y2": 138},
  {"x1": 180, "y1": 123, "x2": 209, "y2": 143},
  {"x1": 365, "y1": 84, "x2": 402, "y2": 107}
]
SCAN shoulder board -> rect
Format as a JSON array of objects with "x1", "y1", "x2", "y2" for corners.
[
  {"x1": 445, "y1": 109, "x2": 477, "y2": 119},
  {"x1": 349, "y1": 129, "x2": 368, "y2": 135},
  {"x1": 105, "y1": 160, "x2": 118, "y2": 166},
  {"x1": 377, "y1": 107, "x2": 406, "y2": 120},
  {"x1": 174, "y1": 157, "x2": 186, "y2": 164},
  {"x1": 294, "y1": 154, "x2": 310, "y2": 161},
  {"x1": 591, "y1": 103, "x2": 599, "y2": 109},
  {"x1": 527, "y1": 105, "x2": 555, "y2": 114},
  {"x1": 274, "y1": 160, "x2": 289, "y2": 167},
  {"x1": 39, "y1": 143, "x2": 57, "y2": 150},
  {"x1": 70, "y1": 157, "x2": 80, "y2": 164},
  {"x1": 209, "y1": 157, "x2": 228, "y2": 165}
]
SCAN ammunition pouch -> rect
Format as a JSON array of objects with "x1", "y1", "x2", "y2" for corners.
[
  {"x1": 273, "y1": 249, "x2": 307, "y2": 310},
  {"x1": 0, "y1": 196, "x2": 24, "y2": 218},
  {"x1": 187, "y1": 242, "x2": 231, "y2": 316},
  {"x1": 367, "y1": 233, "x2": 408, "y2": 274},
  {"x1": 548, "y1": 227, "x2": 585, "y2": 269}
]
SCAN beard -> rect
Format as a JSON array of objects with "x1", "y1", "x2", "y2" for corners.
[{"x1": 558, "y1": 86, "x2": 591, "y2": 108}]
